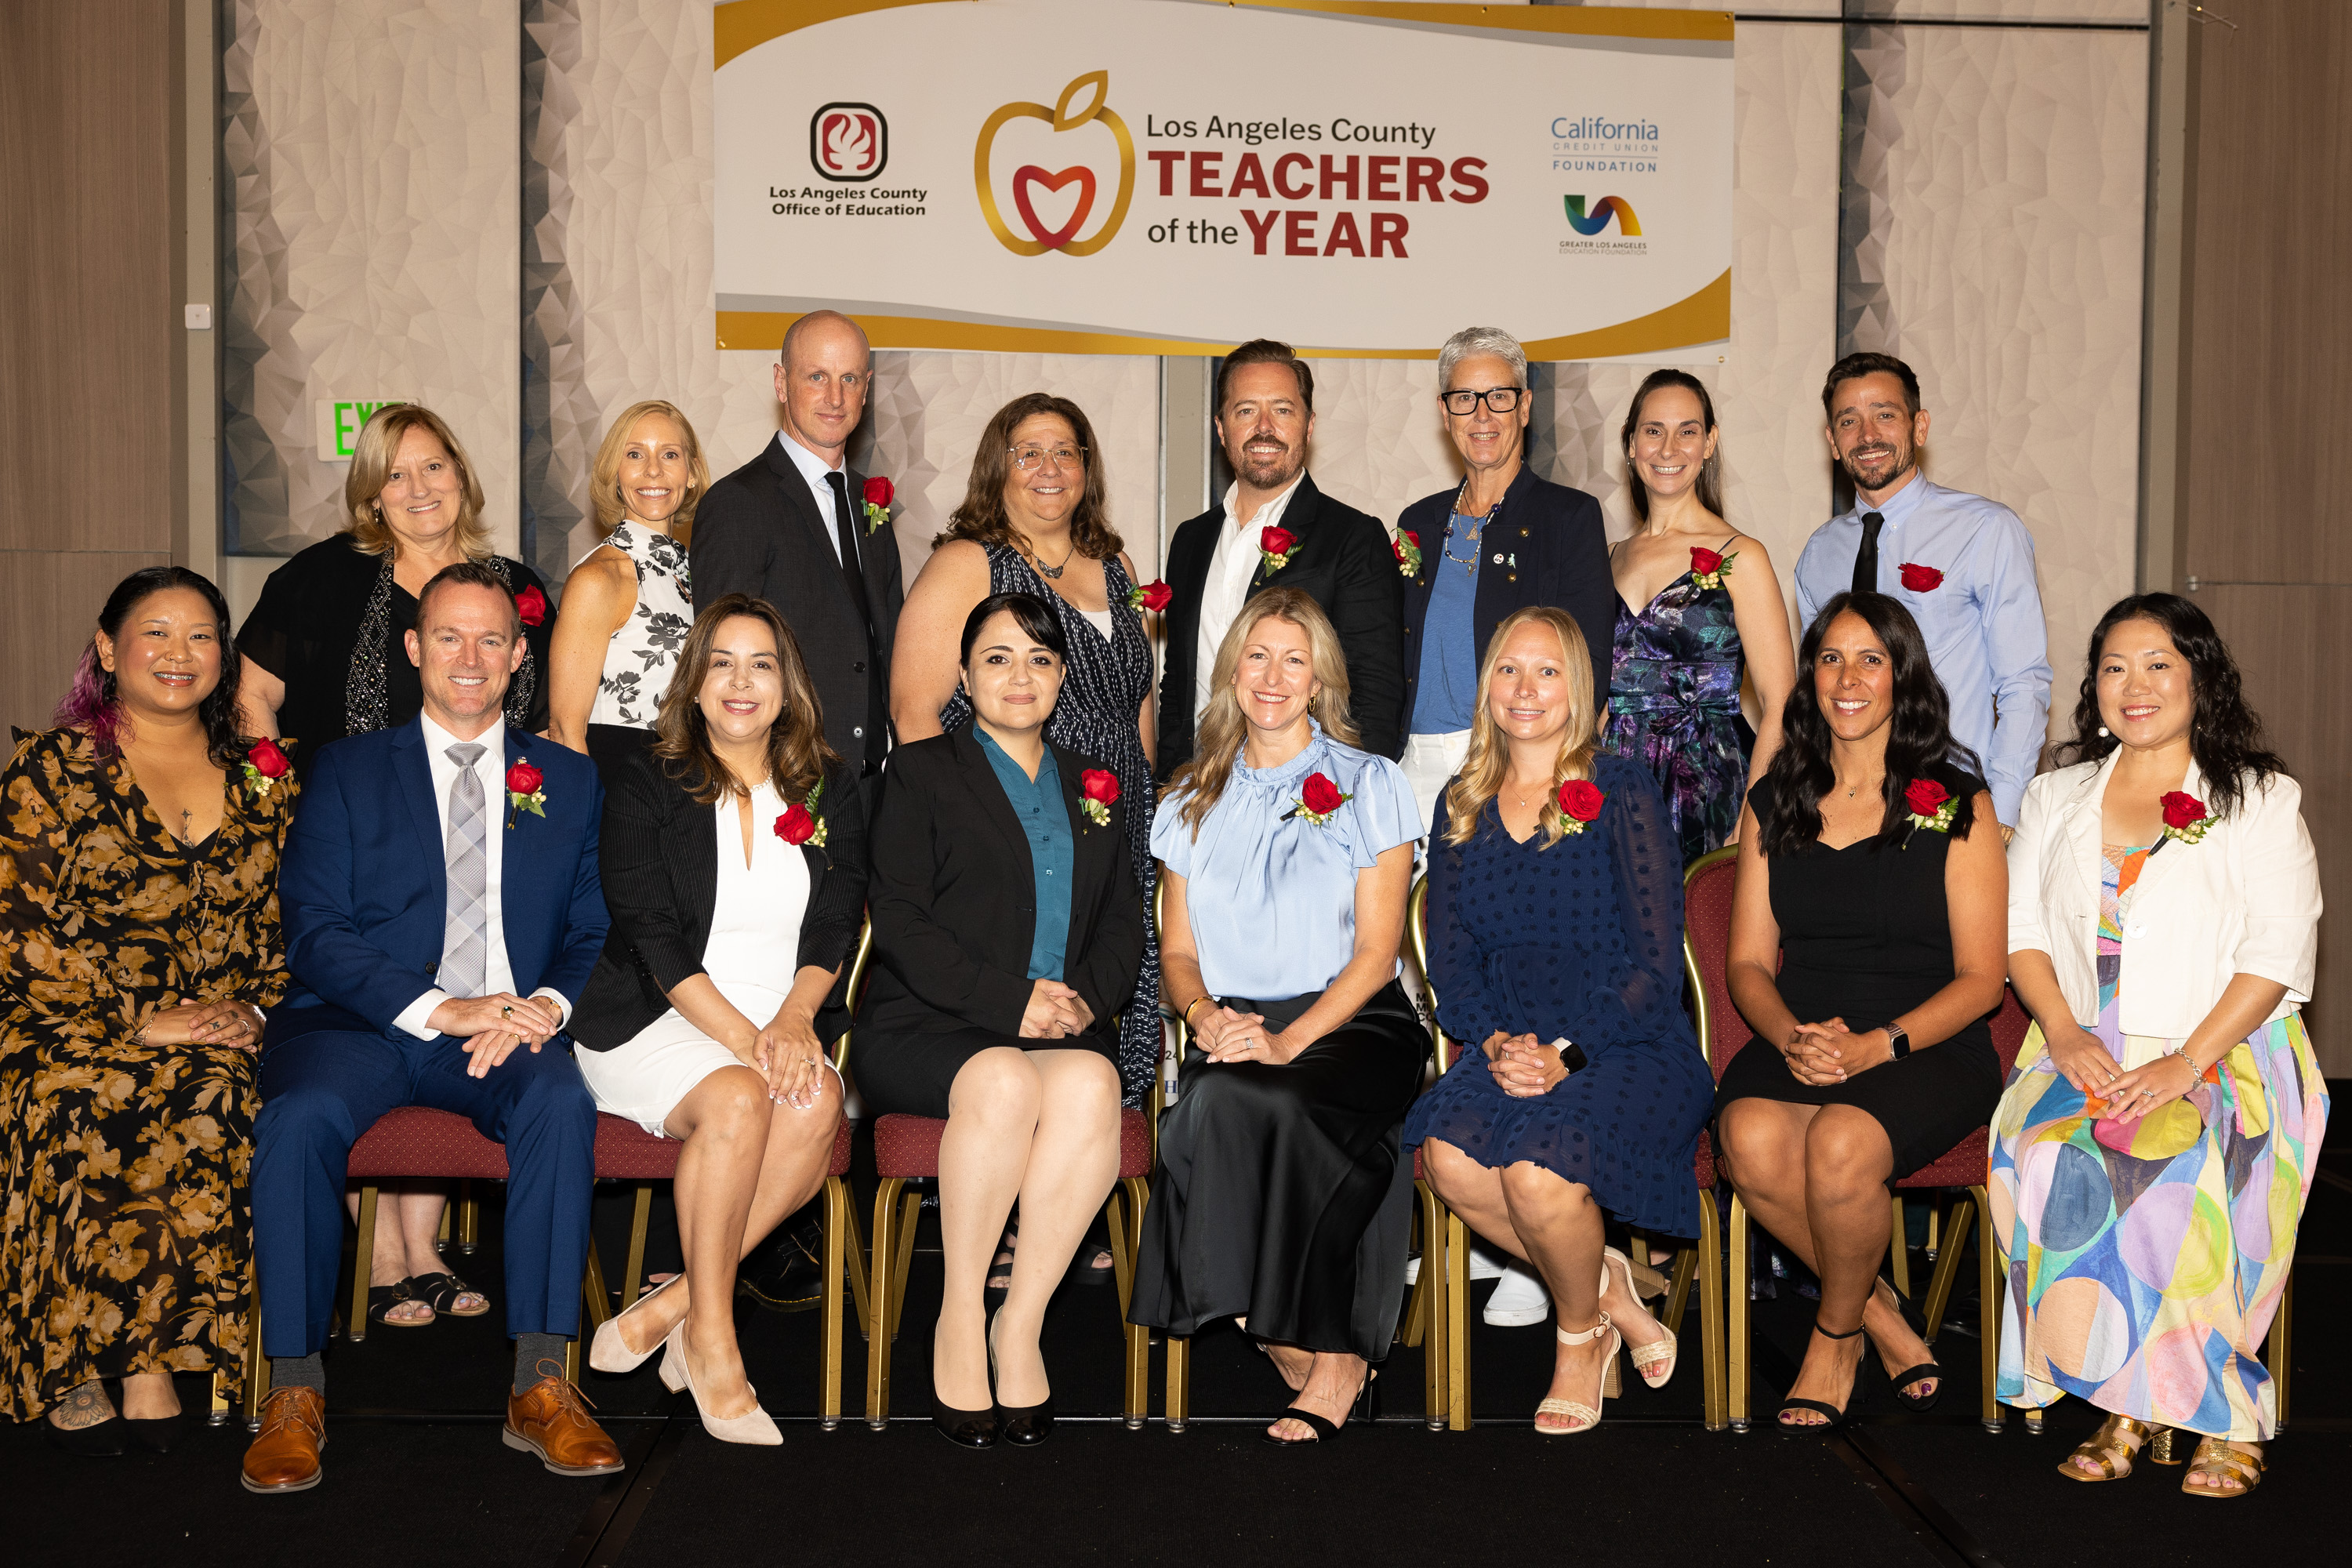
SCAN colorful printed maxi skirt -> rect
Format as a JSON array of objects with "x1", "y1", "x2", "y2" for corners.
[{"x1": 1989, "y1": 1008, "x2": 2326, "y2": 1441}]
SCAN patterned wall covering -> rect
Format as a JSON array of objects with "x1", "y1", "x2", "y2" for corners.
[
  {"x1": 223, "y1": 1, "x2": 521, "y2": 557},
  {"x1": 1842, "y1": 18, "x2": 2148, "y2": 740}
]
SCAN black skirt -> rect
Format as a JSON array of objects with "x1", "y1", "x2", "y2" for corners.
[
  {"x1": 851, "y1": 1024, "x2": 1120, "y2": 1121},
  {"x1": 1127, "y1": 979, "x2": 1427, "y2": 1361}
]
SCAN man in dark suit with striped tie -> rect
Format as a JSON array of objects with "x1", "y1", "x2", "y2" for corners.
[{"x1": 244, "y1": 563, "x2": 615, "y2": 1495}]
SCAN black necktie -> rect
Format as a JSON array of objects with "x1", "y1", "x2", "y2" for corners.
[
  {"x1": 1851, "y1": 511, "x2": 1884, "y2": 598},
  {"x1": 823, "y1": 470, "x2": 870, "y2": 615}
]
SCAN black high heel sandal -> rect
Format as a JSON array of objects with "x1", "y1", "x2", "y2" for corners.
[
  {"x1": 1777, "y1": 1322, "x2": 1867, "y2": 1432},
  {"x1": 1263, "y1": 1369, "x2": 1378, "y2": 1447},
  {"x1": 1882, "y1": 1292, "x2": 1943, "y2": 1412}
]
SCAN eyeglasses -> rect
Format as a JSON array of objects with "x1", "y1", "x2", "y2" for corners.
[
  {"x1": 1441, "y1": 387, "x2": 1524, "y2": 416},
  {"x1": 1009, "y1": 444, "x2": 1087, "y2": 470}
]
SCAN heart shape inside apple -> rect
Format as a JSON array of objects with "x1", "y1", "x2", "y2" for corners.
[{"x1": 1011, "y1": 165, "x2": 1097, "y2": 252}]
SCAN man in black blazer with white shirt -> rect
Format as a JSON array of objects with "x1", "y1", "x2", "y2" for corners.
[
  {"x1": 692, "y1": 310, "x2": 904, "y2": 789},
  {"x1": 1156, "y1": 341, "x2": 1404, "y2": 779}
]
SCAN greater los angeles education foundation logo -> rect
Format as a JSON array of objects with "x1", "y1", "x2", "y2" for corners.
[
  {"x1": 975, "y1": 70, "x2": 1136, "y2": 256},
  {"x1": 812, "y1": 103, "x2": 887, "y2": 180},
  {"x1": 1563, "y1": 195, "x2": 1640, "y2": 236}
]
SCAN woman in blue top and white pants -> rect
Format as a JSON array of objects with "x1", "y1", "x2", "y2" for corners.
[{"x1": 1131, "y1": 587, "x2": 1424, "y2": 1446}]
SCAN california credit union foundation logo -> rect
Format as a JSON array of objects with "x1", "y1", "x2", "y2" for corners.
[
  {"x1": 812, "y1": 103, "x2": 887, "y2": 180},
  {"x1": 975, "y1": 71, "x2": 1135, "y2": 256}
]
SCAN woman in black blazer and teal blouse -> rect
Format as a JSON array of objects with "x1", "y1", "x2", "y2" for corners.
[
  {"x1": 569, "y1": 594, "x2": 867, "y2": 1445},
  {"x1": 855, "y1": 592, "x2": 1146, "y2": 1448}
]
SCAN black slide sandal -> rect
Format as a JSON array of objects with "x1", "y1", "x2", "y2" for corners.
[
  {"x1": 406, "y1": 1271, "x2": 489, "y2": 1318},
  {"x1": 365, "y1": 1279, "x2": 429, "y2": 1327}
]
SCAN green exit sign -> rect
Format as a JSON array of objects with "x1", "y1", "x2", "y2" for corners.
[{"x1": 313, "y1": 398, "x2": 410, "y2": 460}]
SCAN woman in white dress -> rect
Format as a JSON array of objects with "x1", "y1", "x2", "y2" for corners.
[
  {"x1": 570, "y1": 594, "x2": 866, "y2": 1442},
  {"x1": 548, "y1": 399, "x2": 706, "y2": 782}
]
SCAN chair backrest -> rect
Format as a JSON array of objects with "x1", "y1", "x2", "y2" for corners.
[
  {"x1": 1681, "y1": 847, "x2": 1744, "y2": 1083},
  {"x1": 1988, "y1": 982, "x2": 2030, "y2": 1076},
  {"x1": 829, "y1": 913, "x2": 876, "y2": 1071},
  {"x1": 1405, "y1": 873, "x2": 1455, "y2": 1073}
]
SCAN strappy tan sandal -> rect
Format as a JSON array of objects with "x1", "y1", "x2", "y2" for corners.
[
  {"x1": 2181, "y1": 1436, "x2": 2265, "y2": 1498},
  {"x1": 2055, "y1": 1413, "x2": 2156, "y2": 1482},
  {"x1": 1536, "y1": 1313, "x2": 1620, "y2": 1436},
  {"x1": 1601, "y1": 1247, "x2": 1677, "y2": 1388}
]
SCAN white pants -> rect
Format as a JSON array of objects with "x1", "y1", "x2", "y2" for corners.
[{"x1": 1401, "y1": 729, "x2": 1472, "y2": 856}]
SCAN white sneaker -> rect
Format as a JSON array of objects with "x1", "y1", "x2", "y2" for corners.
[
  {"x1": 1468, "y1": 1244, "x2": 1510, "y2": 1282},
  {"x1": 1483, "y1": 1263, "x2": 1552, "y2": 1327}
]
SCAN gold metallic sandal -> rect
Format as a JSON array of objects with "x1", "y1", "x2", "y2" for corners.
[
  {"x1": 2055, "y1": 1413, "x2": 2154, "y2": 1482},
  {"x1": 2181, "y1": 1436, "x2": 2265, "y2": 1498}
]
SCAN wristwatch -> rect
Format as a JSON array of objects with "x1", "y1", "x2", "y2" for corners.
[{"x1": 1883, "y1": 1022, "x2": 1911, "y2": 1060}]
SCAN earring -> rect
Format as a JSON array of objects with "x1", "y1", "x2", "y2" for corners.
[{"x1": 2096, "y1": 725, "x2": 2110, "y2": 738}]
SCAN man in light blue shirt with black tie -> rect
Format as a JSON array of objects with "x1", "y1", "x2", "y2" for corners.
[{"x1": 1794, "y1": 353, "x2": 2053, "y2": 828}]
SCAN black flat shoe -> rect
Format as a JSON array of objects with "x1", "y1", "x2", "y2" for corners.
[
  {"x1": 1777, "y1": 1321, "x2": 1867, "y2": 1432},
  {"x1": 125, "y1": 1411, "x2": 191, "y2": 1453},
  {"x1": 45, "y1": 1416, "x2": 127, "y2": 1456},
  {"x1": 998, "y1": 1396, "x2": 1054, "y2": 1446},
  {"x1": 933, "y1": 1402, "x2": 1000, "y2": 1449}
]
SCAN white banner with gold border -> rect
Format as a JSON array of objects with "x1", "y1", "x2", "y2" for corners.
[{"x1": 713, "y1": 1, "x2": 1733, "y2": 361}]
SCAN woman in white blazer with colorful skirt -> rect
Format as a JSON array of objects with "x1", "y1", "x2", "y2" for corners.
[{"x1": 1991, "y1": 593, "x2": 2323, "y2": 1501}]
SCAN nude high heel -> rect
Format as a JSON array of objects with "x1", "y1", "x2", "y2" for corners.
[
  {"x1": 1537, "y1": 1313, "x2": 1619, "y2": 1435},
  {"x1": 1602, "y1": 1246, "x2": 1678, "y2": 1389},
  {"x1": 587, "y1": 1273, "x2": 684, "y2": 1376},
  {"x1": 661, "y1": 1326, "x2": 779, "y2": 1445}
]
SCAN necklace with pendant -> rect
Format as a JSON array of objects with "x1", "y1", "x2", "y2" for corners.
[{"x1": 1033, "y1": 543, "x2": 1074, "y2": 580}]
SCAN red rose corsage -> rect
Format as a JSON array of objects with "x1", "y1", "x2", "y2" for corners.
[
  {"x1": 1690, "y1": 545, "x2": 1737, "y2": 590},
  {"x1": 1079, "y1": 768, "x2": 1120, "y2": 829},
  {"x1": 862, "y1": 475, "x2": 894, "y2": 535},
  {"x1": 1903, "y1": 777, "x2": 1956, "y2": 838},
  {"x1": 1392, "y1": 528, "x2": 1423, "y2": 579},
  {"x1": 1556, "y1": 778, "x2": 1605, "y2": 834},
  {"x1": 504, "y1": 759, "x2": 546, "y2": 828},
  {"x1": 775, "y1": 777, "x2": 829, "y2": 849},
  {"x1": 2160, "y1": 790, "x2": 2212, "y2": 845},
  {"x1": 241, "y1": 738, "x2": 293, "y2": 802},
  {"x1": 1126, "y1": 579, "x2": 1172, "y2": 613},
  {"x1": 1898, "y1": 562, "x2": 1944, "y2": 593},
  {"x1": 1259, "y1": 524, "x2": 1298, "y2": 575},
  {"x1": 515, "y1": 584, "x2": 549, "y2": 627},
  {"x1": 1284, "y1": 770, "x2": 1352, "y2": 827}
]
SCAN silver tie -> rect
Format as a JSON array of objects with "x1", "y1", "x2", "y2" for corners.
[{"x1": 441, "y1": 742, "x2": 489, "y2": 999}]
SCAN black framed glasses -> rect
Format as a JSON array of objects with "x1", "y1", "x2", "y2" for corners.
[
  {"x1": 1009, "y1": 444, "x2": 1087, "y2": 470},
  {"x1": 1441, "y1": 387, "x2": 1525, "y2": 416}
]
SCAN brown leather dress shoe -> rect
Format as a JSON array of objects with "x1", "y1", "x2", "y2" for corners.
[
  {"x1": 241, "y1": 1386, "x2": 327, "y2": 1494},
  {"x1": 504, "y1": 1375, "x2": 626, "y2": 1476}
]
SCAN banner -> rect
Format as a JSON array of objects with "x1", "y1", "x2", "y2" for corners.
[{"x1": 713, "y1": 1, "x2": 1733, "y2": 361}]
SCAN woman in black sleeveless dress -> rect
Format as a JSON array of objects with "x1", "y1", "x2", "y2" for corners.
[
  {"x1": 1714, "y1": 593, "x2": 2009, "y2": 1431},
  {"x1": 890, "y1": 394, "x2": 1161, "y2": 1105}
]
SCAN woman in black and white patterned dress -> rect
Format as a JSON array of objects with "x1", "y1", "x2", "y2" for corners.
[
  {"x1": 892, "y1": 393, "x2": 1163, "y2": 1111},
  {"x1": 550, "y1": 400, "x2": 708, "y2": 786}
]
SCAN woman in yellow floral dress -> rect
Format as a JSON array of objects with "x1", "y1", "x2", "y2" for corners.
[{"x1": 1, "y1": 566, "x2": 295, "y2": 1454}]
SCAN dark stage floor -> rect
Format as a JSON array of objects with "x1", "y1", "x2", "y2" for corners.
[{"x1": 11, "y1": 1100, "x2": 2347, "y2": 1568}]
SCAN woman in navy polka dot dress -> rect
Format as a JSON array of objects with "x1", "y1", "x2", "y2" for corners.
[{"x1": 1403, "y1": 607, "x2": 1715, "y2": 1434}]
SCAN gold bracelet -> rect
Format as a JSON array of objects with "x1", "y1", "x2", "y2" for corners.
[{"x1": 1182, "y1": 996, "x2": 1210, "y2": 1029}]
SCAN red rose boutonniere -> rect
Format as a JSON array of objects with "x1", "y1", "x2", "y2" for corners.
[
  {"x1": 1079, "y1": 768, "x2": 1120, "y2": 829},
  {"x1": 1898, "y1": 562, "x2": 1944, "y2": 593},
  {"x1": 1259, "y1": 524, "x2": 1298, "y2": 575},
  {"x1": 775, "y1": 776, "x2": 830, "y2": 849},
  {"x1": 862, "y1": 475, "x2": 894, "y2": 535},
  {"x1": 504, "y1": 760, "x2": 546, "y2": 828},
  {"x1": 1690, "y1": 546, "x2": 1738, "y2": 590},
  {"x1": 2160, "y1": 790, "x2": 2212, "y2": 845},
  {"x1": 241, "y1": 738, "x2": 292, "y2": 802},
  {"x1": 1904, "y1": 778, "x2": 1956, "y2": 838},
  {"x1": 1556, "y1": 778, "x2": 1606, "y2": 834},
  {"x1": 1392, "y1": 528, "x2": 1423, "y2": 579},
  {"x1": 1126, "y1": 579, "x2": 1172, "y2": 613},
  {"x1": 515, "y1": 585, "x2": 549, "y2": 628},
  {"x1": 1284, "y1": 770, "x2": 1352, "y2": 827}
]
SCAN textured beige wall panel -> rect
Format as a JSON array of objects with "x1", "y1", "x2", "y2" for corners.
[
  {"x1": 1867, "y1": 24, "x2": 2147, "y2": 743},
  {"x1": 225, "y1": 1, "x2": 521, "y2": 556}
]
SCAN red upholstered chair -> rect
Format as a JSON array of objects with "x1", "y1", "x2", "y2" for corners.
[{"x1": 227, "y1": 923, "x2": 877, "y2": 1430}]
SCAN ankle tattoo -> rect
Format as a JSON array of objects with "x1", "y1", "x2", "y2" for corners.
[{"x1": 52, "y1": 1380, "x2": 114, "y2": 1430}]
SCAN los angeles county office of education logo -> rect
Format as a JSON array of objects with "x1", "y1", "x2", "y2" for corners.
[
  {"x1": 974, "y1": 70, "x2": 1135, "y2": 256},
  {"x1": 812, "y1": 102, "x2": 887, "y2": 180}
]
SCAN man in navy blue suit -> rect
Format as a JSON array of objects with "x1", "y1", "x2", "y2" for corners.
[{"x1": 242, "y1": 563, "x2": 618, "y2": 1494}]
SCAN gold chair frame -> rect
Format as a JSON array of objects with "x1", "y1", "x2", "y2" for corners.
[{"x1": 224, "y1": 922, "x2": 878, "y2": 1430}]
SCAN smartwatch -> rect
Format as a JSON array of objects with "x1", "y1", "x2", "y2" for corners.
[{"x1": 1883, "y1": 1022, "x2": 1911, "y2": 1060}]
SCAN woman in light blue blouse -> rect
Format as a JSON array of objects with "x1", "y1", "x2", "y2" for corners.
[{"x1": 1129, "y1": 586, "x2": 1423, "y2": 1447}]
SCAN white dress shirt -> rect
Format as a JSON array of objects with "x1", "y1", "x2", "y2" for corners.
[
  {"x1": 775, "y1": 428, "x2": 848, "y2": 564},
  {"x1": 392, "y1": 713, "x2": 575, "y2": 1040},
  {"x1": 1194, "y1": 472, "x2": 1307, "y2": 714}
]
